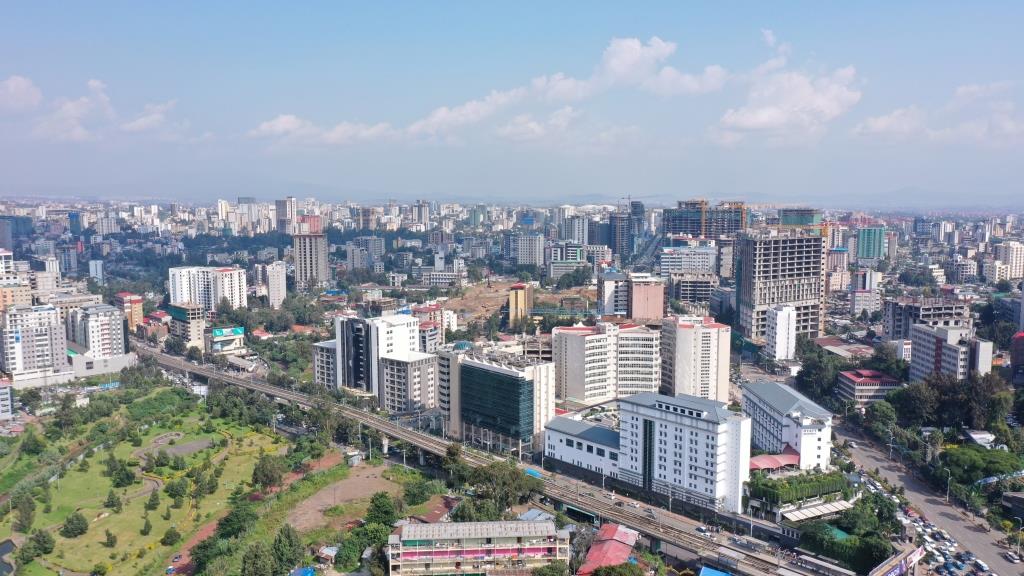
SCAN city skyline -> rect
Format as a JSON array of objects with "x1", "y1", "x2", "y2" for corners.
[{"x1": 1, "y1": 3, "x2": 1022, "y2": 206}]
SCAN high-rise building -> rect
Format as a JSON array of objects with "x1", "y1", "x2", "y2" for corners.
[
  {"x1": 354, "y1": 236, "x2": 386, "y2": 261},
  {"x1": 765, "y1": 305, "x2": 797, "y2": 361},
  {"x1": 855, "y1": 226, "x2": 886, "y2": 263},
  {"x1": 883, "y1": 297, "x2": 971, "y2": 341},
  {"x1": 736, "y1": 228, "x2": 825, "y2": 341},
  {"x1": 379, "y1": 351, "x2": 437, "y2": 414},
  {"x1": 850, "y1": 269, "x2": 882, "y2": 317},
  {"x1": 616, "y1": 392, "x2": 750, "y2": 514},
  {"x1": 995, "y1": 241, "x2": 1024, "y2": 279},
  {"x1": 666, "y1": 273, "x2": 719, "y2": 305},
  {"x1": 608, "y1": 212, "x2": 633, "y2": 260},
  {"x1": 562, "y1": 215, "x2": 589, "y2": 244},
  {"x1": 88, "y1": 259, "x2": 104, "y2": 285},
  {"x1": 507, "y1": 283, "x2": 533, "y2": 327},
  {"x1": 168, "y1": 266, "x2": 248, "y2": 312},
  {"x1": 552, "y1": 322, "x2": 660, "y2": 405},
  {"x1": 114, "y1": 292, "x2": 145, "y2": 330},
  {"x1": 515, "y1": 234, "x2": 545, "y2": 268},
  {"x1": 596, "y1": 272, "x2": 665, "y2": 321},
  {"x1": 265, "y1": 260, "x2": 287, "y2": 309},
  {"x1": 657, "y1": 240, "x2": 717, "y2": 277},
  {"x1": 168, "y1": 303, "x2": 206, "y2": 349},
  {"x1": 67, "y1": 303, "x2": 125, "y2": 359},
  {"x1": 275, "y1": 196, "x2": 297, "y2": 233},
  {"x1": 662, "y1": 200, "x2": 748, "y2": 237},
  {"x1": 741, "y1": 382, "x2": 832, "y2": 471},
  {"x1": 292, "y1": 233, "x2": 329, "y2": 291},
  {"x1": 328, "y1": 314, "x2": 421, "y2": 396},
  {"x1": 660, "y1": 316, "x2": 731, "y2": 401},
  {"x1": 0, "y1": 304, "x2": 73, "y2": 386},
  {"x1": 909, "y1": 323, "x2": 992, "y2": 383},
  {"x1": 778, "y1": 208, "x2": 822, "y2": 227},
  {"x1": 459, "y1": 351, "x2": 555, "y2": 453}
]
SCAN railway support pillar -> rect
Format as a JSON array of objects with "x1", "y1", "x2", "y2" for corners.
[
  {"x1": 418, "y1": 448, "x2": 425, "y2": 466},
  {"x1": 381, "y1": 436, "x2": 389, "y2": 455}
]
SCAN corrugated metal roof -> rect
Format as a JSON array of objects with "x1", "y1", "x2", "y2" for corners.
[
  {"x1": 397, "y1": 521, "x2": 558, "y2": 541},
  {"x1": 742, "y1": 381, "x2": 831, "y2": 420},
  {"x1": 545, "y1": 417, "x2": 620, "y2": 448}
]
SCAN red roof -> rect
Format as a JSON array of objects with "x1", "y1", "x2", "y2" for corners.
[
  {"x1": 419, "y1": 321, "x2": 439, "y2": 329},
  {"x1": 510, "y1": 283, "x2": 527, "y2": 289},
  {"x1": 840, "y1": 369, "x2": 899, "y2": 385},
  {"x1": 578, "y1": 524, "x2": 639, "y2": 576},
  {"x1": 750, "y1": 444, "x2": 802, "y2": 471}
]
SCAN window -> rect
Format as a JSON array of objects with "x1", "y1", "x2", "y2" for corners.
[
  {"x1": 586, "y1": 445, "x2": 594, "y2": 454},
  {"x1": 596, "y1": 448, "x2": 605, "y2": 457}
]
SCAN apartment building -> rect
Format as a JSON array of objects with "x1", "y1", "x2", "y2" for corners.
[
  {"x1": 884, "y1": 297, "x2": 971, "y2": 341},
  {"x1": 995, "y1": 240, "x2": 1024, "y2": 279},
  {"x1": 658, "y1": 240, "x2": 717, "y2": 277},
  {"x1": 293, "y1": 233, "x2": 329, "y2": 291},
  {"x1": 597, "y1": 272, "x2": 665, "y2": 321},
  {"x1": 736, "y1": 228, "x2": 825, "y2": 342},
  {"x1": 551, "y1": 322, "x2": 660, "y2": 405},
  {"x1": 765, "y1": 305, "x2": 797, "y2": 361},
  {"x1": 168, "y1": 266, "x2": 247, "y2": 312},
  {"x1": 909, "y1": 323, "x2": 992, "y2": 383},
  {"x1": 660, "y1": 315, "x2": 731, "y2": 401},
  {"x1": 328, "y1": 314, "x2": 422, "y2": 396},
  {"x1": 379, "y1": 351, "x2": 437, "y2": 414},
  {"x1": 741, "y1": 381, "x2": 832, "y2": 471},
  {"x1": 0, "y1": 304, "x2": 73, "y2": 387},
  {"x1": 67, "y1": 303, "x2": 125, "y2": 359},
  {"x1": 114, "y1": 291, "x2": 145, "y2": 330}
]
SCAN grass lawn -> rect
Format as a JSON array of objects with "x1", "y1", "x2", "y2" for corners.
[
  {"x1": 3, "y1": 416, "x2": 277, "y2": 575},
  {"x1": 17, "y1": 562, "x2": 59, "y2": 576}
]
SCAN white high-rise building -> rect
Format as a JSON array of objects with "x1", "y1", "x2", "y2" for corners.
[
  {"x1": 995, "y1": 241, "x2": 1024, "y2": 279},
  {"x1": 660, "y1": 316, "x2": 731, "y2": 401},
  {"x1": 515, "y1": 234, "x2": 545, "y2": 268},
  {"x1": 379, "y1": 351, "x2": 438, "y2": 414},
  {"x1": 266, "y1": 260, "x2": 287, "y2": 309},
  {"x1": 88, "y1": 259, "x2": 104, "y2": 286},
  {"x1": 617, "y1": 393, "x2": 750, "y2": 514},
  {"x1": 67, "y1": 303, "x2": 125, "y2": 359},
  {"x1": 657, "y1": 240, "x2": 717, "y2": 277},
  {"x1": 741, "y1": 381, "x2": 832, "y2": 471},
  {"x1": 765, "y1": 305, "x2": 797, "y2": 361},
  {"x1": 293, "y1": 233, "x2": 329, "y2": 291},
  {"x1": 909, "y1": 323, "x2": 992, "y2": 383},
  {"x1": 551, "y1": 322, "x2": 660, "y2": 405},
  {"x1": 168, "y1": 266, "x2": 247, "y2": 312},
  {"x1": 322, "y1": 314, "x2": 422, "y2": 396},
  {"x1": 0, "y1": 304, "x2": 73, "y2": 387}
]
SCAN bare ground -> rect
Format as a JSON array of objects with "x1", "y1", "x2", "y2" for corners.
[{"x1": 285, "y1": 463, "x2": 401, "y2": 532}]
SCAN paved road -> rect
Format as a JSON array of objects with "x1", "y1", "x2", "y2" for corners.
[{"x1": 835, "y1": 426, "x2": 1022, "y2": 576}]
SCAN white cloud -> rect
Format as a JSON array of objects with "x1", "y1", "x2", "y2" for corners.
[
  {"x1": 720, "y1": 66, "x2": 862, "y2": 138},
  {"x1": 854, "y1": 106, "x2": 925, "y2": 137},
  {"x1": 121, "y1": 100, "x2": 177, "y2": 132},
  {"x1": 33, "y1": 79, "x2": 115, "y2": 141},
  {"x1": 597, "y1": 37, "x2": 677, "y2": 86},
  {"x1": 643, "y1": 65, "x2": 728, "y2": 96},
  {"x1": 0, "y1": 75, "x2": 42, "y2": 112},
  {"x1": 407, "y1": 88, "x2": 526, "y2": 137},
  {"x1": 947, "y1": 82, "x2": 1011, "y2": 110},
  {"x1": 496, "y1": 106, "x2": 580, "y2": 141},
  {"x1": 531, "y1": 73, "x2": 593, "y2": 102},
  {"x1": 248, "y1": 113, "x2": 394, "y2": 145},
  {"x1": 761, "y1": 29, "x2": 777, "y2": 48}
]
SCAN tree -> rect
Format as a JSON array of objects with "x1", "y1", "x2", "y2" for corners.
[
  {"x1": 887, "y1": 382, "x2": 938, "y2": 428},
  {"x1": 996, "y1": 279, "x2": 1013, "y2": 292},
  {"x1": 145, "y1": 489, "x2": 160, "y2": 511},
  {"x1": 442, "y1": 443, "x2": 471, "y2": 487},
  {"x1": 91, "y1": 563, "x2": 109, "y2": 576},
  {"x1": 161, "y1": 526, "x2": 182, "y2": 546},
  {"x1": 20, "y1": 429, "x2": 46, "y2": 455},
  {"x1": 164, "y1": 336, "x2": 186, "y2": 356},
  {"x1": 593, "y1": 564, "x2": 646, "y2": 576},
  {"x1": 30, "y1": 529, "x2": 55, "y2": 554},
  {"x1": 104, "y1": 529, "x2": 118, "y2": 548},
  {"x1": 15, "y1": 541, "x2": 38, "y2": 565},
  {"x1": 366, "y1": 491, "x2": 398, "y2": 526},
  {"x1": 241, "y1": 541, "x2": 275, "y2": 576},
  {"x1": 13, "y1": 491, "x2": 35, "y2": 533},
  {"x1": 252, "y1": 454, "x2": 287, "y2": 490},
  {"x1": 141, "y1": 516, "x2": 152, "y2": 536},
  {"x1": 864, "y1": 400, "x2": 897, "y2": 439},
  {"x1": 105, "y1": 489, "x2": 122, "y2": 512},
  {"x1": 273, "y1": 524, "x2": 304, "y2": 573},
  {"x1": 533, "y1": 560, "x2": 570, "y2": 576},
  {"x1": 186, "y1": 346, "x2": 204, "y2": 362},
  {"x1": 60, "y1": 511, "x2": 89, "y2": 538}
]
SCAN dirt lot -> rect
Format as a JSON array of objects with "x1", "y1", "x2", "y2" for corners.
[
  {"x1": 286, "y1": 463, "x2": 401, "y2": 532},
  {"x1": 445, "y1": 281, "x2": 596, "y2": 325}
]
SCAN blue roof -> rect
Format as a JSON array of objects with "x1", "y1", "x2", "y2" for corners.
[
  {"x1": 699, "y1": 568, "x2": 732, "y2": 576},
  {"x1": 290, "y1": 569, "x2": 316, "y2": 576}
]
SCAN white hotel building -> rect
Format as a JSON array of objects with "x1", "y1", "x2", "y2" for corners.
[
  {"x1": 544, "y1": 392, "x2": 751, "y2": 514},
  {"x1": 660, "y1": 316, "x2": 731, "y2": 401},
  {"x1": 551, "y1": 322, "x2": 660, "y2": 405},
  {"x1": 741, "y1": 381, "x2": 832, "y2": 471}
]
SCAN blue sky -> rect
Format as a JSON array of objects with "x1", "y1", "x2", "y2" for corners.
[{"x1": 1, "y1": 2, "x2": 1021, "y2": 208}]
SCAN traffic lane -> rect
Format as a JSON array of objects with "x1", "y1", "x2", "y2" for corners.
[{"x1": 835, "y1": 427, "x2": 1021, "y2": 576}]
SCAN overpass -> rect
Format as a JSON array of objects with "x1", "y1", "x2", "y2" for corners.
[{"x1": 136, "y1": 344, "x2": 817, "y2": 576}]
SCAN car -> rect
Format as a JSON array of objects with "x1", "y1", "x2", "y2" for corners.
[
  {"x1": 630, "y1": 501, "x2": 641, "y2": 508},
  {"x1": 614, "y1": 501, "x2": 625, "y2": 507},
  {"x1": 166, "y1": 568, "x2": 176, "y2": 575},
  {"x1": 173, "y1": 555, "x2": 182, "y2": 563}
]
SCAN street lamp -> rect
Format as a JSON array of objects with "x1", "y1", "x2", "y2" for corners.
[
  {"x1": 944, "y1": 468, "x2": 952, "y2": 504},
  {"x1": 1014, "y1": 517, "x2": 1022, "y2": 558}
]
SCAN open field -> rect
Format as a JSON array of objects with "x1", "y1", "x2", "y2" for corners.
[
  {"x1": 445, "y1": 280, "x2": 596, "y2": 324},
  {"x1": 286, "y1": 463, "x2": 400, "y2": 532}
]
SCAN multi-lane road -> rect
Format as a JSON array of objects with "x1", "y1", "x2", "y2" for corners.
[
  {"x1": 136, "y1": 344, "x2": 815, "y2": 576},
  {"x1": 835, "y1": 426, "x2": 1021, "y2": 576}
]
